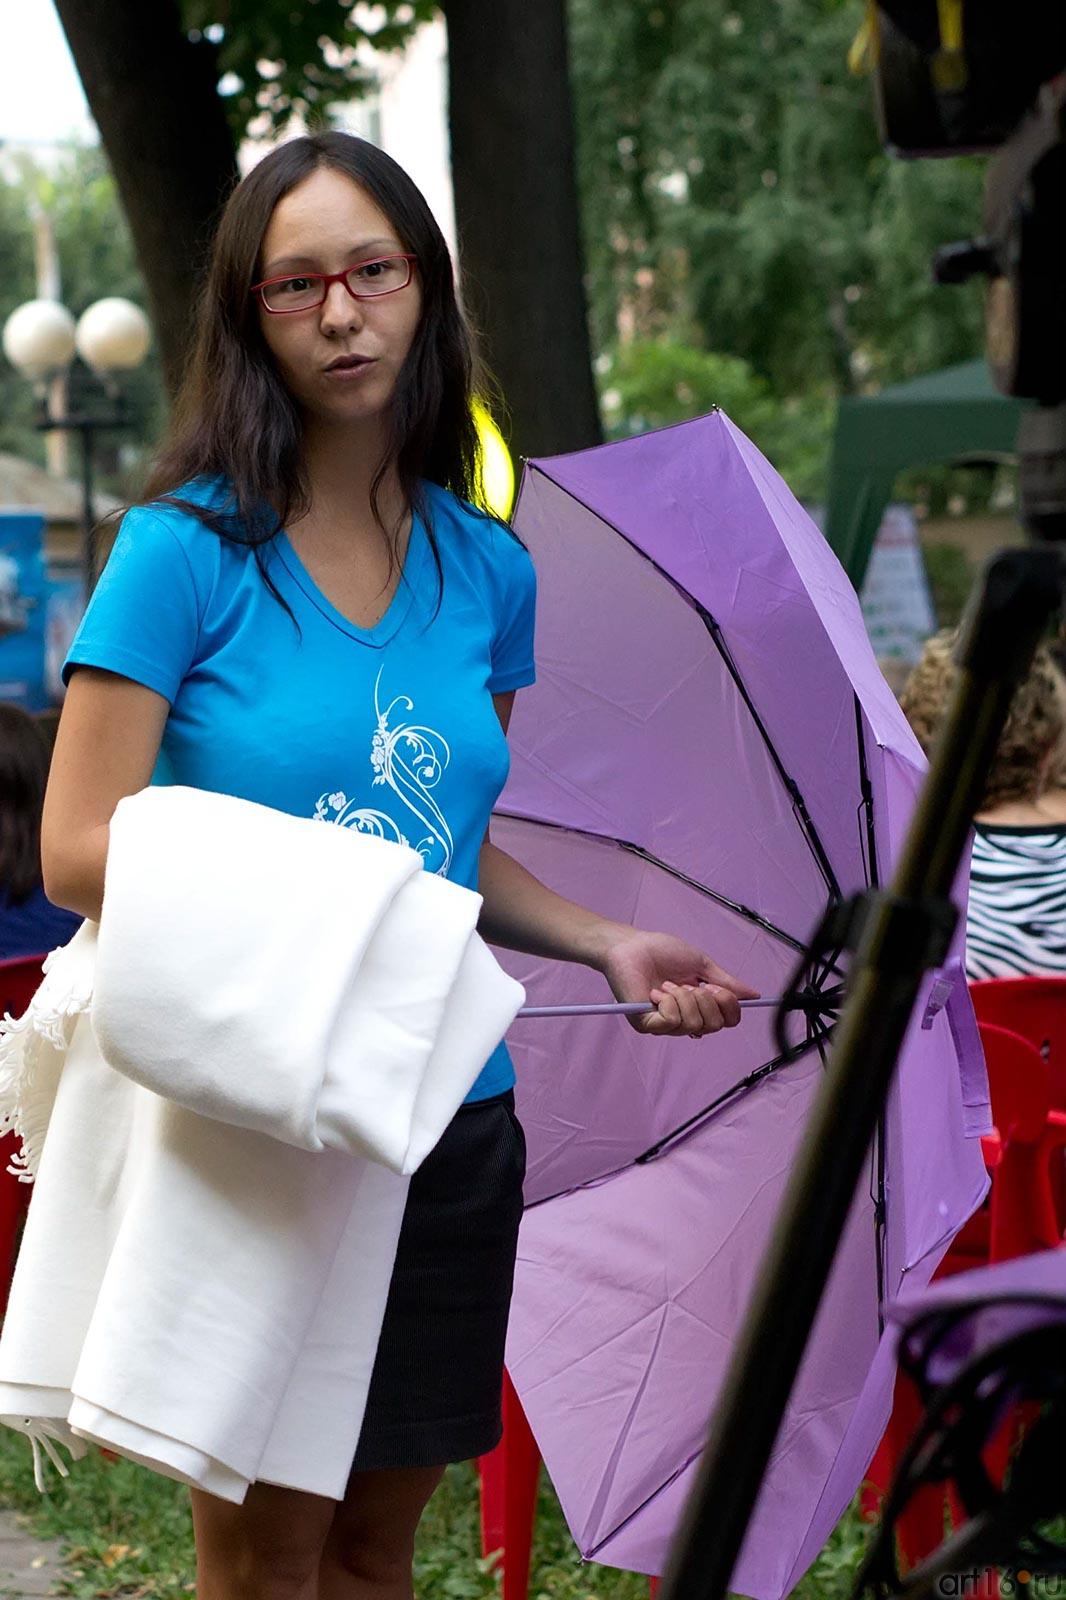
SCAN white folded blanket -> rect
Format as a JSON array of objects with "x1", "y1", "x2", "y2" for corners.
[{"x1": 0, "y1": 786, "x2": 524, "y2": 1502}]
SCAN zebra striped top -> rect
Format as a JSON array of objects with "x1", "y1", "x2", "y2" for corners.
[{"x1": 965, "y1": 822, "x2": 1066, "y2": 980}]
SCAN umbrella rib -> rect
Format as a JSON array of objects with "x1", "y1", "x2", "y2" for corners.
[
  {"x1": 582, "y1": 1441, "x2": 708, "y2": 1564},
  {"x1": 855, "y1": 691, "x2": 889, "y2": 1334},
  {"x1": 524, "y1": 464, "x2": 845, "y2": 908},
  {"x1": 634, "y1": 1032, "x2": 828, "y2": 1164},
  {"x1": 855, "y1": 692, "x2": 880, "y2": 893},
  {"x1": 872, "y1": 1120, "x2": 888, "y2": 1338},
  {"x1": 523, "y1": 1032, "x2": 828, "y2": 1212},
  {"x1": 521, "y1": 1030, "x2": 819, "y2": 1203},
  {"x1": 493, "y1": 809, "x2": 812, "y2": 956},
  {"x1": 615, "y1": 840, "x2": 814, "y2": 955},
  {"x1": 697, "y1": 609, "x2": 843, "y2": 904}
]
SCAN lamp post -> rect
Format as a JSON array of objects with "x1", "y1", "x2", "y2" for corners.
[{"x1": 2, "y1": 296, "x2": 151, "y2": 588}]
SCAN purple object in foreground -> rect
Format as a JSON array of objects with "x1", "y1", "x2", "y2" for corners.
[
  {"x1": 491, "y1": 411, "x2": 991, "y2": 1600},
  {"x1": 889, "y1": 1248, "x2": 1066, "y2": 1384}
]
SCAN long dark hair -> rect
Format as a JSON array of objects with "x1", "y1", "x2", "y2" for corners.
[
  {"x1": 146, "y1": 132, "x2": 495, "y2": 597},
  {"x1": 0, "y1": 704, "x2": 52, "y2": 904}
]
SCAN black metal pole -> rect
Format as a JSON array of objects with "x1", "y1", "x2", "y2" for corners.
[
  {"x1": 658, "y1": 543, "x2": 1063, "y2": 1600},
  {"x1": 77, "y1": 421, "x2": 95, "y2": 593},
  {"x1": 34, "y1": 381, "x2": 123, "y2": 595}
]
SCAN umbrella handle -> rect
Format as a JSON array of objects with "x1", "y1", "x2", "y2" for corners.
[{"x1": 516, "y1": 997, "x2": 782, "y2": 1018}]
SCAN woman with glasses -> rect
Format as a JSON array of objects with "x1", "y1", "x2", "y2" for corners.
[{"x1": 40, "y1": 133, "x2": 755, "y2": 1600}]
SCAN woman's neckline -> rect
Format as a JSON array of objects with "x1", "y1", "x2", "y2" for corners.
[
  {"x1": 273, "y1": 510, "x2": 429, "y2": 647},
  {"x1": 974, "y1": 788, "x2": 1066, "y2": 830},
  {"x1": 974, "y1": 819, "x2": 1066, "y2": 836}
]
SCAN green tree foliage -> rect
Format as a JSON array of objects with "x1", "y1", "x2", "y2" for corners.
[
  {"x1": 568, "y1": 0, "x2": 989, "y2": 495},
  {"x1": 46, "y1": 0, "x2": 996, "y2": 496},
  {"x1": 181, "y1": 0, "x2": 436, "y2": 139},
  {"x1": 0, "y1": 150, "x2": 164, "y2": 483},
  {"x1": 601, "y1": 342, "x2": 778, "y2": 440},
  {"x1": 0, "y1": 180, "x2": 38, "y2": 463},
  {"x1": 598, "y1": 340, "x2": 834, "y2": 497}
]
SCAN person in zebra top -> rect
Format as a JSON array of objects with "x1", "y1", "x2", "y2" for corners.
[{"x1": 900, "y1": 630, "x2": 1066, "y2": 981}]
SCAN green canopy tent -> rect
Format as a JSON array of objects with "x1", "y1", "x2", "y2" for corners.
[{"x1": 824, "y1": 359, "x2": 1027, "y2": 588}]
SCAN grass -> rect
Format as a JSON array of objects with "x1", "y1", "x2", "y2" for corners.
[
  {"x1": 0, "y1": 1427, "x2": 877, "y2": 1599},
  {"x1": 0, "y1": 1429, "x2": 196, "y2": 1597}
]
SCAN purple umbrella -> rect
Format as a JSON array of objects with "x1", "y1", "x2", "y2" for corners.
[{"x1": 490, "y1": 411, "x2": 991, "y2": 1600}]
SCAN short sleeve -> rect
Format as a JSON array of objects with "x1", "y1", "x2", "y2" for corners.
[
  {"x1": 63, "y1": 506, "x2": 203, "y2": 703},
  {"x1": 488, "y1": 534, "x2": 537, "y2": 694}
]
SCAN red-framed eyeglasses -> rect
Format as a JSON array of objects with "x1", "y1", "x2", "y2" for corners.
[{"x1": 251, "y1": 254, "x2": 418, "y2": 314}]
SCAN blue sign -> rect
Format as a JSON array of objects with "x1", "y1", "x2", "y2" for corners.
[
  {"x1": 44, "y1": 573, "x2": 86, "y2": 706},
  {"x1": 0, "y1": 512, "x2": 48, "y2": 710}
]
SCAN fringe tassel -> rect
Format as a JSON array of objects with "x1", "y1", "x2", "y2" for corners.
[
  {"x1": 0, "y1": 1417, "x2": 86, "y2": 1493},
  {"x1": 0, "y1": 938, "x2": 94, "y2": 1181}
]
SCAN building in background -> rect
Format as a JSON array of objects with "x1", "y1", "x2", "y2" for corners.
[
  {"x1": 0, "y1": 452, "x2": 120, "y2": 569},
  {"x1": 351, "y1": 18, "x2": 455, "y2": 256},
  {"x1": 240, "y1": 18, "x2": 456, "y2": 253}
]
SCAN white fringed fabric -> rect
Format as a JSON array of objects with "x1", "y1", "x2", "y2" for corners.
[{"x1": 0, "y1": 786, "x2": 524, "y2": 1503}]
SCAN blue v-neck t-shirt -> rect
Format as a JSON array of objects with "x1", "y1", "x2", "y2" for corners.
[{"x1": 64, "y1": 477, "x2": 537, "y2": 1102}]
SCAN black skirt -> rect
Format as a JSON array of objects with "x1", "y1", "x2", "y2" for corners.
[{"x1": 349, "y1": 1089, "x2": 526, "y2": 1473}]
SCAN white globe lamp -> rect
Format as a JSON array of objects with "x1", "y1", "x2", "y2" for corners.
[
  {"x1": 2, "y1": 299, "x2": 77, "y2": 383},
  {"x1": 75, "y1": 297, "x2": 151, "y2": 374}
]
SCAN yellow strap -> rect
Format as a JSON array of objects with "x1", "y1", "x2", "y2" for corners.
[
  {"x1": 933, "y1": 0, "x2": 967, "y2": 91},
  {"x1": 849, "y1": 1, "x2": 968, "y2": 88},
  {"x1": 937, "y1": 0, "x2": 964, "y2": 50},
  {"x1": 847, "y1": 0, "x2": 879, "y2": 76}
]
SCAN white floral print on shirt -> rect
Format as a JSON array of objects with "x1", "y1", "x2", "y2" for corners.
[{"x1": 314, "y1": 666, "x2": 454, "y2": 876}]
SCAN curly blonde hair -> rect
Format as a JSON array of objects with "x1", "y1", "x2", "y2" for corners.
[{"x1": 900, "y1": 630, "x2": 1066, "y2": 810}]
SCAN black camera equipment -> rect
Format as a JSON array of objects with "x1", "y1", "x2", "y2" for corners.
[
  {"x1": 871, "y1": 1, "x2": 1064, "y2": 160},
  {"x1": 850, "y1": 1295, "x2": 1066, "y2": 1599},
  {"x1": 657, "y1": 8, "x2": 1066, "y2": 1599}
]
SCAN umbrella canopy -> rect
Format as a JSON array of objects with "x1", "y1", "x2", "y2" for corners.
[{"x1": 492, "y1": 411, "x2": 990, "y2": 1600}]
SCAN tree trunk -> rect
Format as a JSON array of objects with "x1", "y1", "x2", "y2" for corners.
[
  {"x1": 443, "y1": 0, "x2": 602, "y2": 459},
  {"x1": 52, "y1": 0, "x2": 238, "y2": 398}
]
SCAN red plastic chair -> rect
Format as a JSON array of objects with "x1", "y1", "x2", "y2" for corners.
[
  {"x1": 478, "y1": 1372, "x2": 540, "y2": 1600},
  {"x1": 863, "y1": 1023, "x2": 1066, "y2": 1577},
  {"x1": 975, "y1": 1024, "x2": 1066, "y2": 1257},
  {"x1": 0, "y1": 954, "x2": 48, "y2": 1313},
  {"x1": 478, "y1": 1370, "x2": 660, "y2": 1599},
  {"x1": 969, "y1": 977, "x2": 1066, "y2": 1108},
  {"x1": 971, "y1": 976, "x2": 1066, "y2": 1219}
]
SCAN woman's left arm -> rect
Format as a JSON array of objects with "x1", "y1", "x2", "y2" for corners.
[{"x1": 479, "y1": 694, "x2": 759, "y2": 1038}]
